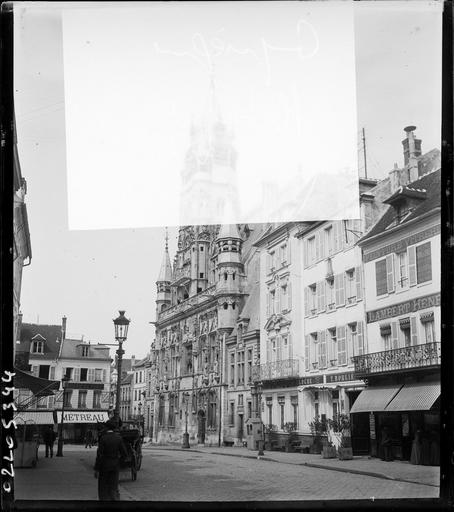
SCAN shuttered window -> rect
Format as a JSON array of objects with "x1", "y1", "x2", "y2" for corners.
[
  {"x1": 416, "y1": 242, "x2": 432, "y2": 283},
  {"x1": 304, "y1": 287, "x2": 309, "y2": 317},
  {"x1": 375, "y1": 259, "x2": 387, "y2": 296},
  {"x1": 319, "y1": 330, "x2": 327, "y2": 369},
  {"x1": 337, "y1": 326, "x2": 346, "y2": 365},
  {"x1": 357, "y1": 321, "x2": 365, "y2": 355},
  {"x1": 318, "y1": 280, "x2": 326, "y2": 312},
  {"x1": 335, "y1": 273, "x2": 345, "y2": 306},
  {"x1": 386, "y1": 254, "x2": 395, "y2": 293},
  {"x1": 304, "y1": 335, "x2": 310, "y2": 371}
]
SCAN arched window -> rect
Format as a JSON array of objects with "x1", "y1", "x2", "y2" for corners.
[
  {"x1": 224, "y1": 272, "x2": 228, "y2": 281},
  {"x1": 223, "y1": 303, "x2": 228, "y2": 310},
  {"x1": 232, "y1": 302, "x2": 236, "y2": 310},
  {"x1": 232, "y1": 273, "x2": 236, "y2": 280}
]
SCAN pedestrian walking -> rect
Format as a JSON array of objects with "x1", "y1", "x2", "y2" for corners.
[
  {"x1": 380, "y1": 426, "x2": 393, "y2": 462},
  {"x1": 85, "y1": 429, "x2": 93, "y2": 448},
  {"x1": 43, "y1": 426, "x2": 57, "y2": 458},
  {"x1": 94, "y1": 420, "x2": 128, "y2": 501}
]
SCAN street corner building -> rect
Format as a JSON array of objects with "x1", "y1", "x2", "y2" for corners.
[
  {"x1": 151, "y1": 222, "x2": 268, "y2": 446},
  {"x1": 14, "y1": 317, "x2": 113, "y2": 445}
]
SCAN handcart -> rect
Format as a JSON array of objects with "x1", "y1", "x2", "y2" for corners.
[{"x1": 119, "y1": 428, "x2": 143, "y2": 481}]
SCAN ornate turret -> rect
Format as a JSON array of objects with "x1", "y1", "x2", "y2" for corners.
[
  {"x1": 156, "y1": 228, "x2": 172, "y2": 315},
  {"x1": 215, "y1": 205, "x2": 244, "y2": 333}
]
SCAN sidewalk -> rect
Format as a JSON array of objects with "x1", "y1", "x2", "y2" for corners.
[{"x1": 144, "y1": 443, "x2": 440, "y2": 488}]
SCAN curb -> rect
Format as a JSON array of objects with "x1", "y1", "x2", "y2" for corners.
[{"x1": 143, "y1": 444, "x2": 439, "y2": 488}]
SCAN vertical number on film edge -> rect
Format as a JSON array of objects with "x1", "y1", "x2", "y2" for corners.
[{"x1": 2, "y1": 371, "x2": 17, "y2": 494}]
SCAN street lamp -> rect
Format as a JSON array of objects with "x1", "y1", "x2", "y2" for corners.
[
  {"x1": 257, "y1": 381, "x2": 264, "y2": 457},
  {"x1": 182, "y1": 392, "x2": 190, "y2": 449},
  {"x1": 113, "y1": 310, "x2": 130, "y2": 428},
  {"x1": 56, "y1": 374, "x2": 70, "y2": 457}
]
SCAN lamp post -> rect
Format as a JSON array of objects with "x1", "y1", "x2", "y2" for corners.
[
  {"x1": 257, "y1": 381, "x2": 264, "y2": 457},
  {"x1": 182, "y1": 392, "x2": 190, "y2": 449},
  {"x1": 113, "y1": 310, "x2": 130, "y2": 428},
  {"x1": 56, "y1": 374, "x2": 70, "y2": 457},
  {"x1": 137, "y1": 401, "x2": 143, "y2": 435}
]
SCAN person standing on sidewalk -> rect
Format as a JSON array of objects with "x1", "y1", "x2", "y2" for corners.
[
  {"x1": 85, "y1": 429, "x2": 93, "y2": 449},
  {"x1": 43, "y1": 426, "x2": 57, "y2": 458},
  {"x1": 94, "y1": 420, "x2": 128, "y2": 501}
]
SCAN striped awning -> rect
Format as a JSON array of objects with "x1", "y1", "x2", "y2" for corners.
[
  {"x1": 385, "y1": 382, "x2": 440, "y2": 412},
  {"x1": 349, "y1": 384, "x2": 403, "y2": 413},
  {"x1": 14, "y1": 411, "x2": 55, "y2": 425}
]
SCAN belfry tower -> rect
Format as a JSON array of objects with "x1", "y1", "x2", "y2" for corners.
[{"x1": 156, "y1": 228, "x2": 173, "y2": 316}]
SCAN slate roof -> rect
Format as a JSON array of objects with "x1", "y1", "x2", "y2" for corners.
[
  {"x1": 121, "y1": 373, "x2": 133, "y2": 386},
  {"x1": 18, "y1": 323, "x2": 62, "y2": 358},
  {"x1": 239, "y1": 282, "x2": 260, "y2": 332},
  {"x1": 133, "y1": 355, "x2": 149, "y2": 369},
  {"x1": 359, "y1": 168, "x2": 440, "y2": 244},
  {"x1": 59, "y1": 338, "x2": 110, "y2": 360}
]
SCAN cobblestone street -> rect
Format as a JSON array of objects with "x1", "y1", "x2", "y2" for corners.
[{"x1": 14, "y1": 444, "x2": 439, "y2": 503}]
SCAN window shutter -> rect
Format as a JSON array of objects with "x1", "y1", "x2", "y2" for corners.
[
  {"x1": 408, "y1": 246, "x2": 417, "y2": 286},
  {"x1": 288, "y1": 282, "x2": 292, "y2": 310},
  {"x1": 304, "y1": 287, "x2": 309, "y2": 317},
  {"x1": 375, "y1": 260, "x2": 388, "y2": 296},
  {"x1": 333, "y1": 222, "x2": 339, "y2": 252},
  {"x1": 73, "y1": 368, "x2": 80, "y2": 382},
  {"x1": 319, "y1": 229, "x2": 325, "y2": 259},
  {"x1": 316, "y1": 284, "x2": 321, "y2": 313},
  {"x1": 315, "y1": 232, "x2": 320, "y2": 262},
  {"x1": 347, "y1": 326, "x2": 354, "y2": 362},
  {"x1": 305, "y1": 335, "x2": 310, "y2": 371},
  {"x1": 337, "y1": 326, "x2": 346, "y2": 365},
  {"x1": 312, "y1": 337, "x2": 319, "y2": 366},
  {"x1": 335, "y1": 274, "x2": 345, "y2": 306},
  {"x1": 355, "y1": 266, "x2": 363, "y2": 300},
  {"x1": 410, "y1": 316, "x2": 418, "y2": 346},
  {"x1": 416, "y1": 242, "x2": 432, "y2": 284},
  {"x1": 88, "y1": 368, "x2": 95, "y2": 382},
  {"x1": 319, "y1": 280, "x2": 326, "y2": 312},
  {"x1": 386, "y1": 254, "x2": 395, "y2": 293},
  {"x1": 391, "y1": 321, "x2": 398, "y2": 349},
  {"x1": 357, "y1": 321, "x2": 364, "y2": 355},
  {"x1": 327, "y1": 330, "x2": 333, "y2": 363},
  {"x1": 320, "y1": 330, "x2": 327, "y2": 368},
  {"x1": 304, "y1": 240, "x2": 308, "y2": 267}
]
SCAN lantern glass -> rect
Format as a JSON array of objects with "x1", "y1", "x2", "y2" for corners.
[{"x1": 113, "y1": 310, "x2": 130, "y2": 342}]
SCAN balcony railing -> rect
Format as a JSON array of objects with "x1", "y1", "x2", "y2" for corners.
[
  {"x1": 256, "y1": 358, "x2": 300, "y2": 381},
  {"x1": 157, "y1": 284, "x2": 217, "y2": 322},
  {"x1": 352, "y1": 342, "x2": 440, "y2": 377}
]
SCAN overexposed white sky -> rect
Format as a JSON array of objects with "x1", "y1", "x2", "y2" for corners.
[{"x1": 14, "y1": 1, "x2": 442, "y2": 358}]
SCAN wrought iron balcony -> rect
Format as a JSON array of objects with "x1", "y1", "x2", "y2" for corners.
[
  {"x1": 256, "y1": 358, "x2": 300, "y2": 381},
  {"x1": 352, "y1": 342, "x2": 440, "y2": 378}
]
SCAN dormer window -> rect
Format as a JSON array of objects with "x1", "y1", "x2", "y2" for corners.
[
  {"x1": 31, "y1": 340, "x2": 44, "y2": 354},
  {"x1": 237, "y1": 324, "x2": 243, "y2": 343},
  {"x1": 396, "y1": 202, "x2": 412, "y2": 223},
  {"x1": 81, "y1": 346, "x2": 89, "y2": 357}
]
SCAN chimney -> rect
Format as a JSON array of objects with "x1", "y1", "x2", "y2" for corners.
[
  {"x1": 388, "y1": 163, "x2": 402, "y2": 194},
  {"x1": 61, "y1": 316, "x2": 67, "y2": 342},
  {"x1": 402, "y1": 126, "x2": 421, "y2": 183},
  {"x1": 131, "y1": 354, "x2": 136, "y2": 369}
]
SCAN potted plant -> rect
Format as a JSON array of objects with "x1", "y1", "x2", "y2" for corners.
[
  {"x1": 308, "y1": 415, "x2": 327, "y2": 454},
  {"x1": 283, "y1": 422, "x2": 298, "y2": 452},
  {"x1": 329, "y1": 414, "x2": 353, "y2": 460}
]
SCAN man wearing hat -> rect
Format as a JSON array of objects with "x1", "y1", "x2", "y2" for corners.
[{"x1": 94, "y1": 419, "x2": 128, "y2": 500}]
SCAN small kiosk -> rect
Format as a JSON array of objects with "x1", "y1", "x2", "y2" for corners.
[{"x1": 245, "y1": 418, "x2": 263, "y2": 451}]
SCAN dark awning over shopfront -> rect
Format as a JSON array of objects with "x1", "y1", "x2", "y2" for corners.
[
  {"x1": 350, "y1": 384, "x2": 402, "y2": 413},
  {"x1": 14, "y1": 368, "x2": 60, "y2": 397},
  {"x1": 384, "y1": 381, "x2": 440, "y2": 412}
]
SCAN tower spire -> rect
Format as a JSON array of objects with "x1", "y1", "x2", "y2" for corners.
[{"x1": 157, "y1": 228, "x2": 172, "y2": 283}]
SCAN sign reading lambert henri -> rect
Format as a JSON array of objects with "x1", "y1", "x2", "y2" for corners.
[
  {"x1": 367, "y1": 292, "x2": 440, "y2": 323},
  {"x1": 56, "y1": 411, "x2": 110, "y2": 423}
]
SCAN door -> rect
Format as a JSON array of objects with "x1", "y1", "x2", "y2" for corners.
[
  {"x1": 197, "y1": 410, "x2": 206, "y2": 444},
  {"x1": 350, "y1": 412, "x2": 370, "y2": 455},
  {"x1": 238, "y1": 414, "x2": 244, "y2": 442}
]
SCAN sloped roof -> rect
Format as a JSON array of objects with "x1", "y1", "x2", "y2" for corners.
[
  {"x1": 18, "y1": 323, "x2": 62, "y2": 358},
  {"x1": 133, "y1": 355, "x2": 149, "y2": 369},
  {"x1": 239, "y1": 282, "x2": 260, "y2": 332},
  {"x1": 359, "y1": 168, "x2": 440, "y2": 244},
  {"x1": 121, "y1": 373, "x2": 133, "y2": 385},
  {"x1": 157, "y1": 246, "x2": 173, "y2": 282},
  {"x1": 60, "y1": 338, "x2": 110, "y2": 360}
]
